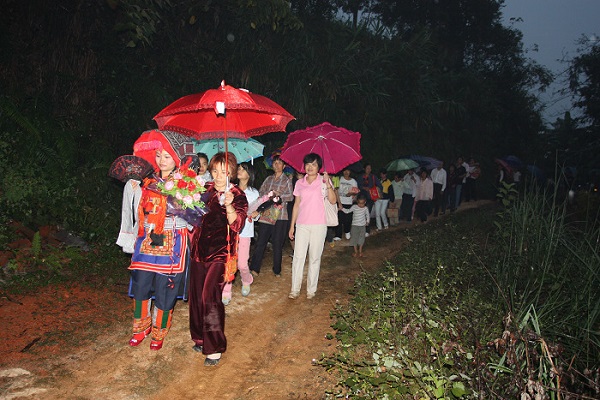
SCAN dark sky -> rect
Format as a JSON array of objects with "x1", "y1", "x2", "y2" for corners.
[{"x1": 502, "y1": 0, "x2": 599, "y2": 124}]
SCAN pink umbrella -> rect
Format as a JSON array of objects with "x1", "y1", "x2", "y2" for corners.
[{"x1": 280, "y1": 122, "x2": 361, "y2": 173}]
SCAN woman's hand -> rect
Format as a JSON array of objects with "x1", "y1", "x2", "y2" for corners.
[
  {"x1": 288, "y1": 228, "x2": 295, "y2": 241},
  {"x1": 223, "y1": 191, "x2": 234, "y2": 206},
  {"x1": 322, "y1": 171, "x2": 330, "y2": 183}
]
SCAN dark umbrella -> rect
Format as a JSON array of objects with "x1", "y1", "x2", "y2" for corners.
[
  {"x1": 386, "y1": 158, "x2": 420, "y2": 172},
  {"x1": 502, "y1": 155, "x2": 524, "y2": 169},
  {"x1": 407, "y1": 155, "x2": 442, "y2": 170}
]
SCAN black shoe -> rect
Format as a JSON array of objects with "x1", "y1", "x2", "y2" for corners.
[
  {"x1": 192, "y1": 344, "x2": 203, "y2": 353},
  {"x1": 204, "y1": 357, "x2": 220, "y2": 366}
]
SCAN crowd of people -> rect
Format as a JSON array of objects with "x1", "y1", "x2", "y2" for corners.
[{"x1": 116, "y1": 133, "x2": 483, "y2": 366}]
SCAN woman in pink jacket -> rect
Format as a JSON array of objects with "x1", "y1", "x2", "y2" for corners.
[{"x1": 287, "y1": 153, "x2": 337, "y2": 300}]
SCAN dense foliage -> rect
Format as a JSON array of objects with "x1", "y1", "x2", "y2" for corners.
[
  {"x1": 1, "y1": 1, "x2": 550, "y2": 241},
  {"x1": 322, "y1": 197, "x2": 599, "y2": 398}
]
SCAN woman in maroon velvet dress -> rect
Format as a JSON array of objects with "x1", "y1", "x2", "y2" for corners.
[{"x1": 188, "y1": 152, "x2": 248, "y2": 366}]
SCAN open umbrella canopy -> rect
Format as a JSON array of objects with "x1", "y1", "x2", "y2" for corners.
[
  {"x1": 193, "y1": 137, "x2": 264, "y2": 163},
  {"x1": 386, "y1": 158, "x2": 420, "y2": 172},
  {"x1": 280, "y1": 122, "x2": 362, "y2": 174},
  {"x1": 407, "y1": 155, "x2": 442, "y2": 170},
  {"x1": 153, "y1": 81, "x2": 294, "y2": 139},
  {"x1": 495, "y1": 158, "x2": 512, "y2": 173},
  {"x1": 108, "y1": 155, "x2": 154, "y2": 182},
  {"x1": 502, "y1": 155, "x2": 524, "y2": 169}
]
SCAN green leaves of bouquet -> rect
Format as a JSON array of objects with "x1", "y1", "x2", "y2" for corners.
[{"x1": 157, "y1": 167, "x2": 207, "y2": 209}]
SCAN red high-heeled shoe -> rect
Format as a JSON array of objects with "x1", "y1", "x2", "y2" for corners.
[{"x1": 129, "y1": 326, "x2": 151, "y2": 347}]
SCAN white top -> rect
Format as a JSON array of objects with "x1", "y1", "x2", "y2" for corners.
[
  {"x1": 116, "y1": 179, "x2": 142, "y2": 254},
  {"x1": 402, "y1": 172, "x2": 420, "y2": 197},
  {"x1": 391, "y1": 179, "x2": 406, "y2": 199},
  {"x1": 430, "y1": 168, "x2": 447, "y2": 191},
  {"x1": 513, "y1": 171, "x2": 521, "y2": 183},
  {"x1": 199, "y1": 170, "x2": 213, "y2": 182},
  {"x1": 338, "y1": 177, "x2": 358, "y2": 206},
  {"x1": 240, "y1": 187, "x2": 260, "y2": 238},
  {"x1": 462, "y1": 162, "x2": 470, "y2": 183},
  {"x1": 343, "y1": 205, "x2": 370, "y2": 226}
]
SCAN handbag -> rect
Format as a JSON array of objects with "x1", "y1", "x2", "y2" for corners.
[
  {"x1": 224, "y1": 252, "x2": 238, "y2": 283},
  {"x1": 369, "y1": 185, "x2": 381, "y2": 201},
  {"x1": 258, "y1": 203, "x2": 282, "y2": 225},
  {"x1": 322, "y1": 182, "x2": 339, "y2": 227}
]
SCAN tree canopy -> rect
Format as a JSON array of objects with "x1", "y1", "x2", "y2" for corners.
[{"x1": 0, "y1": 0, "x2": 555, "y2": 236}]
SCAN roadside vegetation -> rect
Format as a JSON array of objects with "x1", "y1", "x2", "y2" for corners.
[{"x1": 321, "y1": 184, "x2": 599, "y2": 399}]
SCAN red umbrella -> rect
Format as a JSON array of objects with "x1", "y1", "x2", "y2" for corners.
[
  {"x1": 153, "y1": 81, "x2": 294, "y2": 139},
  {"x1": 280, "y1": 122, "x2": 362, "y2": 173}
]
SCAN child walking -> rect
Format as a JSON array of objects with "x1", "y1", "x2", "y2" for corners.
[
  {"x1": 222, "y1": 162, "x2": 259, "y2": 304},
  {"x1": 342, "y1": 193, "x2": 370, "y2": 257}
]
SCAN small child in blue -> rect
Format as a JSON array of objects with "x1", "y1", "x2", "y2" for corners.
[{"x1": 342, "y1": 193, "x2": 370, "y2": 257}]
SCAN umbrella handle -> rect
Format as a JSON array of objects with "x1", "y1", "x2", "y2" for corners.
[{"x1": 223, "y1": 107, "x2": 229, "y2": 193}]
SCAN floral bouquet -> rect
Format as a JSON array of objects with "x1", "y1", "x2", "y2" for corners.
[{"x1": 155, "y1": 167, "x2": 210, "y2": 227}]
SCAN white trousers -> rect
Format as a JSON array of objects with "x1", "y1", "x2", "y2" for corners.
[
  {"x1": 290, "y1": 224, "x2": 327, "y2": 295},
  {"x1": 374, "y1": 199, "x2": 389, "y2": 230}
]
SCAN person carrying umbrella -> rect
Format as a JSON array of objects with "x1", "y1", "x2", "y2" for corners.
[
  {"x1": 188, "y1": 152, "x2": 248, "y2": 366},
  {"x1": 288, "y1": 153, "x2": 337, "y2": 299}
]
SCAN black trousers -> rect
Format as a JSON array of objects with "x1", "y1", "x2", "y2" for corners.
[
  {"x1": 415, "y1": 200, "x2": 432, "y2": 222},
  {"x1": 432, "y1": 183, "x2": 445, "y2": 216},
  {"x1": 250, "y1": 219, "x2": 288, "y2": 274},
  {"x1": 336, "y1": 204, "x2": 353, "y2": 237},
  {"x1": 464, "y1": 178, "x2": 477, "y2": 201},
  {"x1": 400, "y1": 194, "x2": 414, "y2": 221}
]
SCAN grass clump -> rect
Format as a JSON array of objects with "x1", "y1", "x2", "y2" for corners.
[
  {"x1": 320, "y1": 207, "x2": 503, "y2": 398},
  {"x1": 321, "y1": 192, "x2": 600, "y2": 398}
]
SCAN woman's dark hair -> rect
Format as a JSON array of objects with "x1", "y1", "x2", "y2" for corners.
[
  {"x1": 238, "y1": 162, "x2": 255, "y2": 187},
  {"x1": 303, "y1": 153, "x2": 323, "y2": 170},
  {"x1": 197, "y1": 152, "x2": 209, "y2": 163}
]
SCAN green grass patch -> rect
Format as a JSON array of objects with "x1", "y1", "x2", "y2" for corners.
[
  {"x1": 320, "y1": 200, "x2": 599, "y2": 398},
  {"x1": 1, "y1": 243, "x2": 130, "y2": 295}
]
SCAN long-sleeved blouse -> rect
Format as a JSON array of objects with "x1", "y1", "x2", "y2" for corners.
[{"x1": 189, "y1": 183, "x2": 248, "y2": 263}]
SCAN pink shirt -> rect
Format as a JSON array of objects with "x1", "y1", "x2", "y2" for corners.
[{"x1": 293, "y1": 174, "x2": 328, "y2": 225}]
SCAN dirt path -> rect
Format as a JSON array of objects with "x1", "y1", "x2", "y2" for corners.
[{"x1": 0, "y1": 201, "x2": 488, "y2": 399}]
